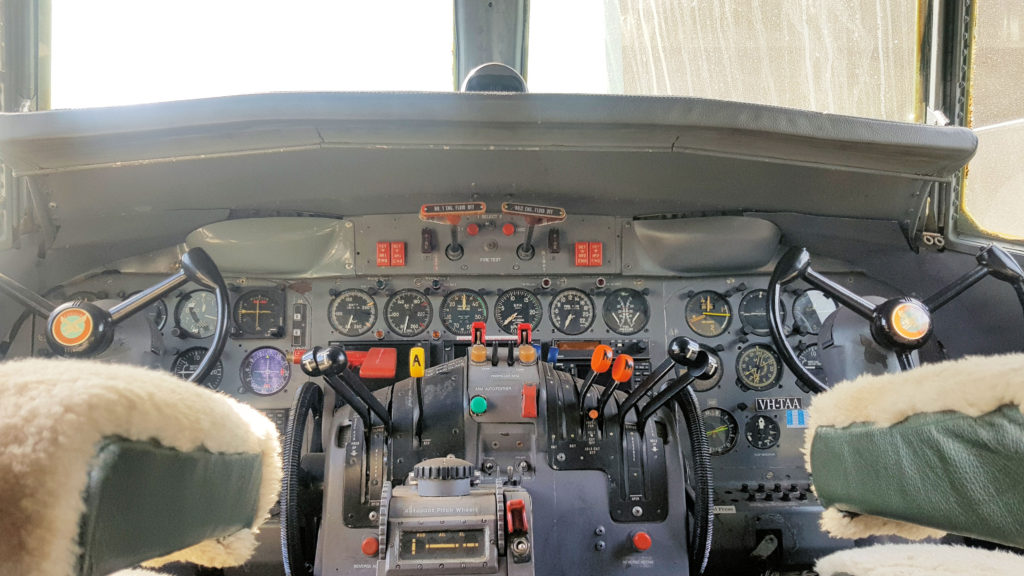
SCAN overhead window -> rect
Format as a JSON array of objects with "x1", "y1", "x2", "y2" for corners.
[
  {"x1": 959, "y1": 0, "x2": 1024, "y2": 241},
  {"x1": 49, "y1": 0, "x2": 455, "y2": 109}
]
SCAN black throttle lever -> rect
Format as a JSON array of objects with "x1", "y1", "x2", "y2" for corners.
[
  {"x1": 301, "y1": 345, "x2": 392, "y2": 435},
  {"x1": 618, "y1": 337, "x2": 701, "y2": 431},
  {"x1": 637, "y1": 347, "x2": 720, "y2": 434}
]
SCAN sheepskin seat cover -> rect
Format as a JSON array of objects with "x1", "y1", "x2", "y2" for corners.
[
  {"x1": 0, "y1": 358, "x2": 282, "y2": 576},
  {"x1": 815, "y1": 543, "x2": 1024, "y2": 576},
  {"x1": 804, "y1": 353, "x2": 1024, "y2": 543}
]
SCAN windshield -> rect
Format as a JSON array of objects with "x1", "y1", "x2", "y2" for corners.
[{"x1": 51, "y1": 0, "x2": 921, "y2": 123}]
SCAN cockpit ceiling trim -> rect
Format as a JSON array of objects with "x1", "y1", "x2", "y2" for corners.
[{"x1": 0, "y1": 93, "x2": 975, "y2": 178}]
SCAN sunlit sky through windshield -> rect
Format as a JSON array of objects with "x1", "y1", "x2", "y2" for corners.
[{"x1": 51, "y1": 0, "x2": 455, "y2": 108}]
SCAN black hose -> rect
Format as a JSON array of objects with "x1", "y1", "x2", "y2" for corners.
[
  {"x1": 677, "y1": 386, "x2": 714, "y2": 575},
  {"x1": 281, "y1": 381, "x2": 324, "y2": 576}
]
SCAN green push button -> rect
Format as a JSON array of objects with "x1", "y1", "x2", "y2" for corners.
[{"x1": 470, "y1": 395, "x2": 488, "y2": 415}]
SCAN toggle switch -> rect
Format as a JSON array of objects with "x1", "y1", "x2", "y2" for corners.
[{"x1": 521, "y1": 384, "x2": 538, "y2": 418}]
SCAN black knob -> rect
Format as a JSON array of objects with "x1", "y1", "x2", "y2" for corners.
[
  {"x1": 740, "y1": 483, "x2": 749, "y2": 493},
  {"x1": 798, "y1": 492, "x2": 808, "y2": 501},
  {"x1": 764, "y1": 493, "x2": 773, "y2": 502},
  {"x1": 773, "y1": 483, "x2": 782, "y2": 493},
  {"x1": 747, "y1": 493, "x2": 756, "y2": 502},
  {"x1": 300, "y1": 345, "x2": 348, "y2": 377},
  {"x1": 756, "y1": 483, "x2": 765, "y2": 493},
  {"x1": 667, "y1": 337, "x2": 701, "y2": 365},
  {"x1": 781, "y1": 493, "x2": 791, "y2": 502}
]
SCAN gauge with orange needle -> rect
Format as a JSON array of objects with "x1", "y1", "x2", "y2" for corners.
[
  {"x1": 685, "y1": 290, "x2": 732, "y2": 337},
  {"x1": 233, "y1": 289, "x2": 284, "y2": 337}
]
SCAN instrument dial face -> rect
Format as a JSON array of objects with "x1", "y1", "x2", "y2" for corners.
[
  {"x1": 549, "y1": 289, "x2": 596, "y2": 335},
  {"x1": 328, "y1": 289, "x2": 377, "y2": 337},
  {"x1": 439, "y1": 289, "x2": 488, "y2": 335},
  {"x1": 738, "y1": 289, "x2": 784, "y2": 336},
  {"x1": 126, "y1": 291, "x2": 168, "y2": 331},
  {"x1": 745, "y1": 414, "x2": 781, "y2": 450},
  {"x1": 702, "y1": 408, "x2": 739, "y2": 456},
  {"x1": 602, "y1": 288, "x2": 650, "y2": 335},
  {"x1": 494, "y1": 288, "x2": 543, "y2": 334},
  {"x1": 384, "y1": 289, "x2": 433, "y2": 337},
  {"x1": 685, "y1": 291, "x2": 732, "y2": 337},
  {"x1": 798, "y1": 343, "x2": 827, "y2": 384},
  {"x1": 241, "y1": 347, "x2": 290, "y2": 395},
  {"x1": 690, "y1": 351, "x2": 724, "y2": 392},
  {"x1": 175, "y1": 290, "x2": 218, "y2": 339},
  {"x1": 793, "y1": 290, "x2": 838, "y2": 335},
  {"x1": 171, "y1": 346, "x2": 223, "y2": 389},
  {"x1": 736, "y1": 344, "x2": 783, "y2": 391},
  {"x1": 233, "y1": 289, "x2": 284, "y2": 337}
]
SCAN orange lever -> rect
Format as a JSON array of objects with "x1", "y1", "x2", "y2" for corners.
[
  {"x1": 590, "y1": 345, "x2": 614, "y2": 374},
  {"x1": 611, "y1": 354, "x2": 634, "y2": 383}
]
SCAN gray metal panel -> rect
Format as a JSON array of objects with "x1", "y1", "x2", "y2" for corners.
[{"x1": 355, "y1": 215, "x2": 619, "y2": 276}]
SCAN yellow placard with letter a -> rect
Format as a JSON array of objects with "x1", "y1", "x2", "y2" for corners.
[{"x1": 410, "y1": 347, "x2": 425, "y2": 378}]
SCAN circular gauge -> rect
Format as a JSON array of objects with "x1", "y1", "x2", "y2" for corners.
[
  {"x1": 241, "y1": 347, "x2": 290, "y2": 395},
  {"x1": 233, "y1": 289, "x2": 284, "y2": 337},
  {"x1": 125, "y1": 291, "x2": 168, "y2": 331},
  {"x1": 549, "y1": 289, "x2": 596, "y2": 335},
  {"x1": 738, "y1": 289, "x2": 785, "y2": 337},
  {"x1": 703, "y1": 408, "x2": 739, "y2": 455},
  {"x1": 384, "y1": 289, "x2": 433, "y2": 337},
  {"x1": 736, "y1": 344, "x2": 783, "y2": 391},
  {"x1": 175, "y1": 290, "x2": 218, "y2": 338},
  {"x1": 328, "y1": 289, "x2": 377, "y2": 337},
  {"x1": 689, "y1": 351, "x2": 724, "y2": 392},
  {"x1": 493, "y1": 288, "x2": 543, "y2": 335},
  {"x1": 439, "y1": 289, "x2": 488, "y2": 335},
  {"x1": 171, "y1": 346, "x2": 223, "y2": 389},
  {"x1": 685, "y1": 291, "x2": 732, "y2": 337},
  {"x1": 602, "y1": 288, "x2": 650, "y2": 335},
  {"x1": 792, "y1": 290, "x2": 838, "y2": 335},
  {"x1": 798, "y1": 343, "x2": 828, "y2": 384},
  {"x1": 745, "y1": 414, "x2": 781, "y2": 450}
]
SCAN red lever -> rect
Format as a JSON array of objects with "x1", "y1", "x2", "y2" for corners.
[
  {"x1": 506, "y1": 499, "x2": 529, "y2": 534},
  {"x1": 517, "y1": 323, "x2": 533, "y2": 345},
  {"x1": 611, "y1": 354, "x2": 634, "y2": 384},
  {"x1": 471, "y1": 321, "x2": 487, "y2": 345},
  {"x1": 521, "y1": 384, "x2": 538, "y2": 418},
  {"x1": 590, "y1": 344, "x2": 614, "y2": 373}
]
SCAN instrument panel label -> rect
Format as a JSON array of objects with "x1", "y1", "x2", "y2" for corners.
[
  {"x1": 420, "y1": 202, "x2": 486, "y2": 218},
  {"x1": 500, "y1": 202, "x2": 567, "y2": 221},
  {"x1": 755, "y1": 397, "x2": 803, "y2": 411}
]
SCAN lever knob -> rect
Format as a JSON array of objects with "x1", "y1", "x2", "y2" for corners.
[
  {"x1": 300, "y1": 345, "x2": 348, "y2": 377},
  {"x1": 410, "y1": 347, "x2": 425, "y2": 378},
  {"x1": 590, "y1": 344, "x2": 614, "y2": 374},
  {"x1": 611, "y1": 354, "x2": 634, "y2": 383},
  {"x1": 667, "y1": 337, "x2": 701, "y2": 366}
]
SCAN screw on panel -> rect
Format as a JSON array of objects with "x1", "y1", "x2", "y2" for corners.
[
  {"x1": 594, "y1": 541, "x2": 606, "y2": 551},
  {"x1": 556, "y1": 453, "x2": 566, "y2": 462},
  {"x1": 631, "y1": 506, "x2": 643, "y2": 517}
]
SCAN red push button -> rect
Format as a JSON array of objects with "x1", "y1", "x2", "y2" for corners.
[
  {"x1": 632, "y1": 531, "x2": 652, "y2": 552},
  {"x1": 292, "y1": 348, "x2": 306, "y2": 365},
  {"x1": 574, "y1": 242, "x2": 590, "y2": 267},
  {"x1": 376, "y1": 241, "x2": 391, "y2": 267},
  {"x1": 466, "y1": 223, "x2": 480, "y2": 236},
  {"x1": 389, "y1": 242, "x2": 406, "y2": 267},
  {"x1": 588, "y1": 242, "x2": 603, "y2": 266},
  {"x1": 502, "y1": 222, "x2": 516, "y2": 236},
  {"x1": 361, "y1": 536, "x2": 379, "y2": 556},
  {"x1": 521, "y1": 384, "x2": 538, "y2": 418}
]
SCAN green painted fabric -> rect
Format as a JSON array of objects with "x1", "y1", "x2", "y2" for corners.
[
  {"x1": 811, "y1": 404, "x2": 1024, "y2": 548},
  {"x1": 77, "y1": 438, "x2": 263, "y2": 576}
]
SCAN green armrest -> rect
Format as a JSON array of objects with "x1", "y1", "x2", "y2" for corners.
[
  {"x1": 78, "y1": 439, "x2": 264, "y2": 576},
  {"x1": 811, "y1": 404, "x2": 1024, "y2": 548}
]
